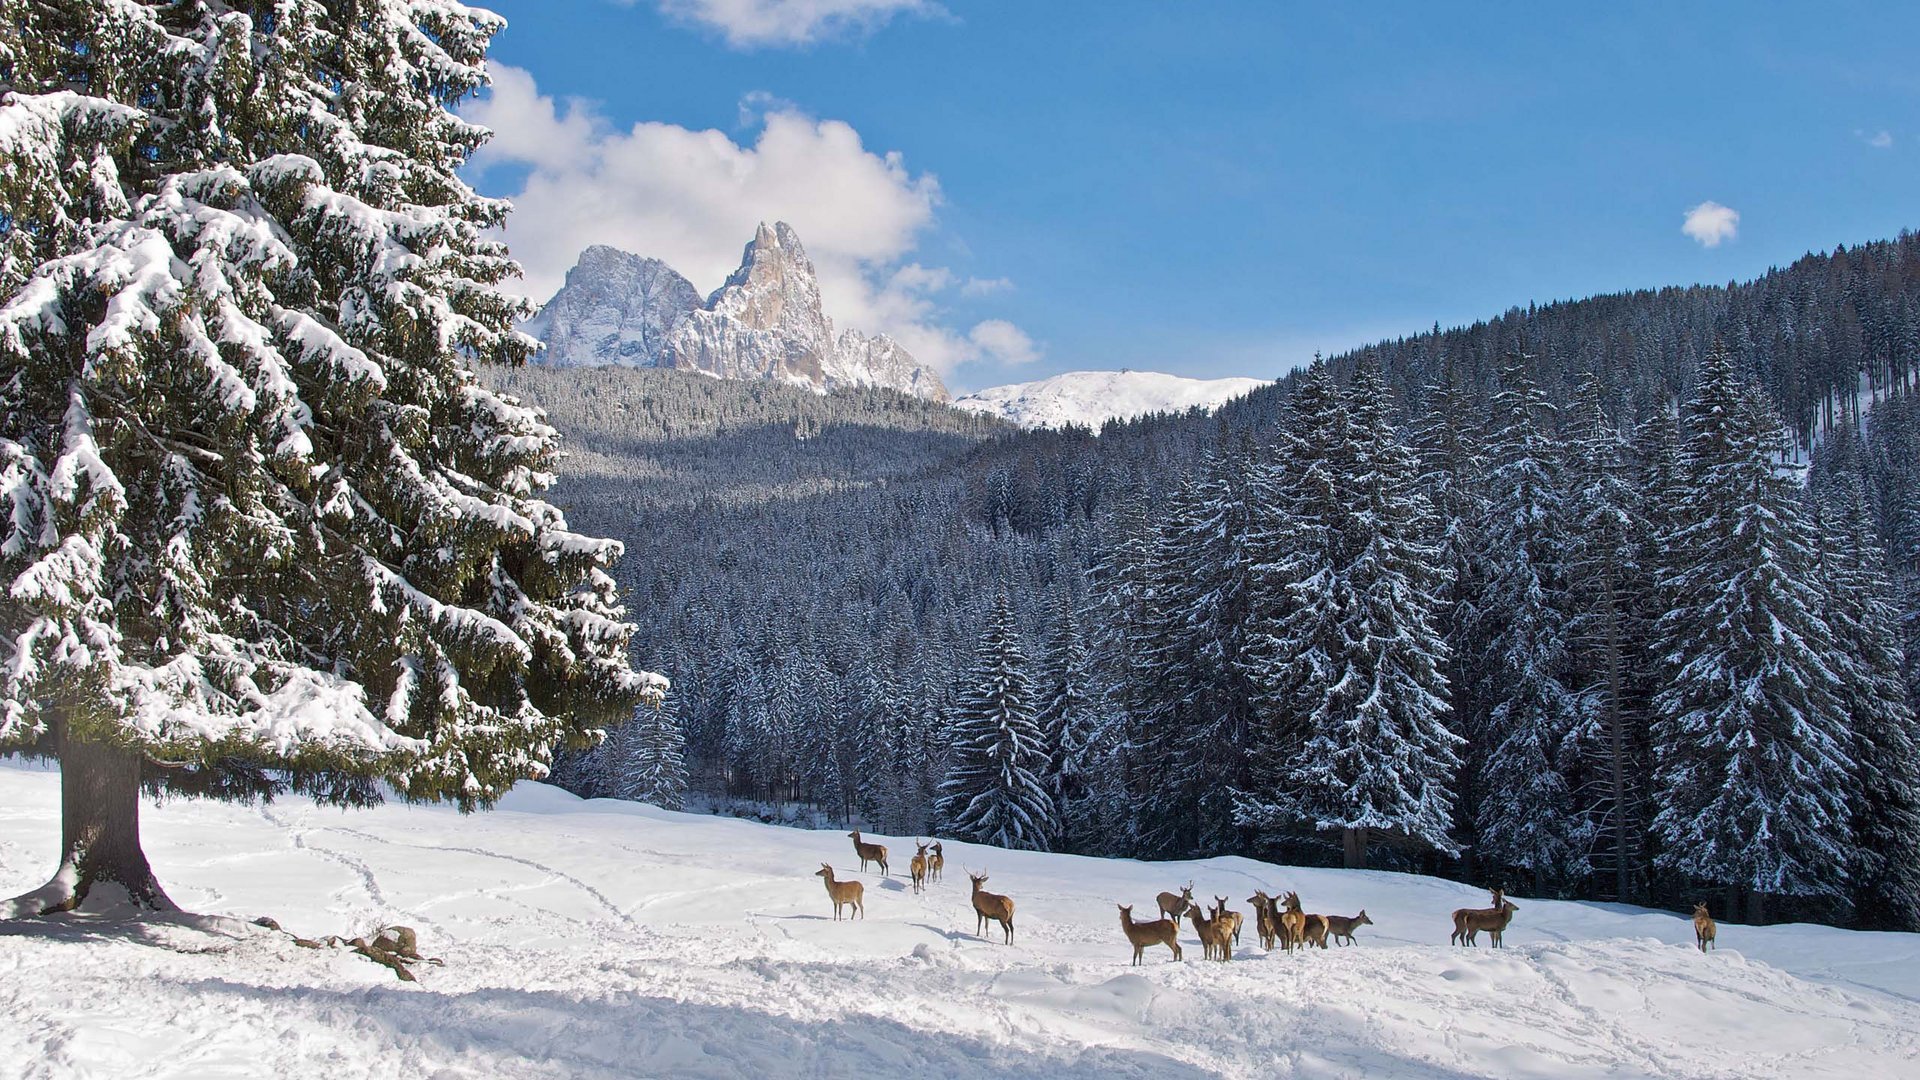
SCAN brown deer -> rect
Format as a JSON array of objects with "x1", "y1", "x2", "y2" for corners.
[
  {"x1": 1117, "y1": 904, "x2": 1182, "y2": 964},
  {"x1": 1300, "y1": 912, "x2": 1330, "y2": 949},
  {"x1": 910, "y1": 840, "x2": 930, "y2": 894},
  {"x1": 1450, "y1": 888, "x2": 1519, "y2": 947},
  {"x1": 1156, "y1": 881, "x2": 1195, "y2": 922},
  {"x1": 1323, "y1": 910, "x2": 1372, "y2": 946},
  {"x1": 1279, "y1": 891, "x2": 1307, "y2": 954},
  {"x1": 1693, "y1": 903, "x2": 1716, "y2": 953},
  {"x1": 848, "y1": 830, "x2": 889, "y2": 876},
  {"x1": 928, "y1": 841, "x2": 944, "y2": 884},
  {"x1": 1245, "y1": 890, "x2": 1280, "y2": 950},
  {"x1": 1188, "y1": 906, "x2": 1233, "y2": 961},
  {"x1": 967, "y1": 871, "x2": 1015, "y2": 943},
  {"x1": 1210, "y1": 896, "x2": 1244, "y2": 947},
  {"x1": 814, "y1": 864, "x2": 865, "y2": 921}
]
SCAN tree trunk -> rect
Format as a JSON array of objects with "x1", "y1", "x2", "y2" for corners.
[
  {"x1": 1746, "y1": 888, "x2": 1766, "y2": 926},
  {"x1": 2, "y1": 712, "x2": 174, "y2": 918},
  {"x1": 1342, "y1": 826, "x2": 1369, "y2": 870}
]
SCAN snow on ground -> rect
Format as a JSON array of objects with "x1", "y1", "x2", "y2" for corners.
[
  {"x1": 3, "y1": 760, "x2": 1918, "y2": 1080},
  {"x1": 954, "y1": 370, "x2": 1270, "y2": 430}
]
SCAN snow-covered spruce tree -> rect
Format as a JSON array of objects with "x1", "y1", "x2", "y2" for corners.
[
  {"x1": 1468, "y1": 359, "x2": 1588, "y2": 890},
  {"x1": 1034, "y1": 596, "x2": 1093, "y2": 851},
  {"x1": 935, "y1": 593, "x2": 1057, "y2": 850},
  {"x1": 1236, "y1": 360, "x2": 1461, "y2": 869},
  {"x1": 1562, "y1": 374, "x2": 1652, "y2": 902},
  {"x1": 1809, "y1": 436, "x2": 1920, "y2": 930},
  {"x1": 1649, "y1": 354, "x2": 1855, "y2": 922},
  {"x1": 617, "y1": 694, "x2": 688, "y2": 810},
  {"x1": 0, "y1": 3, "x2": 662, "y2": 917}
]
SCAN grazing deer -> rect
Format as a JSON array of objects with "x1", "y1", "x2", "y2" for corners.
[
  {"x1": 1210, "y1": 896, "x2": 1244, "y2": 947},
  {"x1": 848, "y1": 830, "x2": 889, "y2": 876},
  {"x1": 1156, "y1": 881, "x2": 1195, "y2": 922},
  {"x1": 1323, "y1": 910, "x2": 1372, "y2": 946},
  {"x1": 1450, "y1": 888, "x2": 1519, "y2": 947},
  {"x1": 928, "y1": 841, "x2": 944, "y2": 884},
  {"x1": 1188, "y1": 906, "x2": 1233, "y2": 962},
  {"x1": 1118, "y1": 904, "x2": 1182, "y2": 964},
  {"x1": 1279, "y1": 891, "x2": 1307, "y2": 955},
  {"x1": 1693, "y1": 903, "x2": 1716, "y2": 953},
  {"x1": 814, "y1": 864, "x2": 865, "y2": 921},
  {"x1": 910, "y1": 840, "x2": 930, "y2": 894},
  {"x1": 1245, "y1": 890, "x2": 1280, "y2": 951},
  {"x1": 967, "y1": 871, "x2": 1015, "y2": 944}
]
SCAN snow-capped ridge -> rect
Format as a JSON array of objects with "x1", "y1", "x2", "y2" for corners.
[
  {"x1": 955, "y1": 369, "x2": 1269, "y2": 429},
  {"x1": 529, "y1": 222, "x2": 950, "y2": 402}
]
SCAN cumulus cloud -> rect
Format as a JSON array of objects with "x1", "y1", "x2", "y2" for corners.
[
  {"x1": 1682, "y1": 201, "x2": 1740, "y2": 248},
  {"x1": 462, "y1": 65, "x2": 1031, "y2": 375},
  {"x1": 967, "y1": 319, "x2": 1040, "y2": 366},
  {"x1": 650, "y1": 0, "x2": 941, "y2": 48},
  {"x1": 960, "y1": 276, "x2": 1014, "y2": 297}
]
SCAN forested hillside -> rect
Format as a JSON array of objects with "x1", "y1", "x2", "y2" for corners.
[{"x1": 493, "y1": 233, "x2": 1920, "y2": 931}]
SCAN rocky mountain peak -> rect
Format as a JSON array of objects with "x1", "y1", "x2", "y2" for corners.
[{"x1": 528, "y1": 222, "x2": 948, "y2": 402}]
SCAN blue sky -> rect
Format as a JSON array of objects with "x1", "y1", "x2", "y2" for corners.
[{"x1": 468, "y1": 1, "x2": 1920, "y2": 394}]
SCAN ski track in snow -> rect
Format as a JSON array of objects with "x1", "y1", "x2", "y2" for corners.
[{"x1": 3, "y1": 763, "x2": 1919, "y2": 1079}]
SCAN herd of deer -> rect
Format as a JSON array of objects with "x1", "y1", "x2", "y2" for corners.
[{"x1": 817, "y1": 836, "x2": 1723, "y2": 960}]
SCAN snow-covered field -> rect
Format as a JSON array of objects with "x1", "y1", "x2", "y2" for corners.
[
  {"x1": 955, "y1": 370, "x2": 1270, "y2": 429},
  {"x1": 3, "y1": 760, "x2": 1917, "y2": 1080}
]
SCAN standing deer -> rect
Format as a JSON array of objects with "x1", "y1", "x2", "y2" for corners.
[
  {"x1": 1693, "y1": 903, "x2": 1717, "y2": 952},
  {"x1": 814, "y1": 864, "x2": 864, "y2": 921},
  {"x1": 1279, "y1": 891, "x2": 1307, "y2": 954},
  {"x1": 1188, "y1": 906, "x2": 1233, "y2": 961},
  {"x1": 1323, "y1": 910, "x2": 1372, "y2": 946},
  {"x1": 1156, "y1": 882, "x2": 1195, "y2": 922},
  {"x1": 928, "y1": 841, "x2": 944, "y2": 884},
  {"x1": 1117, "y1": 904, "x2": 1182, "y2": 964},
  {"x1": 848, "y1": 830, "x2": 889, "y2": 876},
  {"x1": 1300, "y1": 912, "x2": 1330, "y2": 949},
  {"x1": 1450, "y1": 888, "x2": 1519, "y2": 947},
  {"x1": 1245, "y1": 890, "x2": 1279, "y2": 951},
  {"x1": 1210, "y1": 896, "x2": 1243, "y2": 947},
  {"x1": 967, "y1": 871, "x2": 1015, "y2": 944},
  {"x1": 910, "y1": 840, "x2": 930, "y2": 894}
]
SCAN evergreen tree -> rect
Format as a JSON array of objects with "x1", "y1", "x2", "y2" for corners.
[
  {"x1": 1035, "y1": 599, "x2": 1094, "y2": 851},
  {"x1": 1469, "y1": 359, "x2": 1587, "y2": 888},
  {"x1": 0, "y1": 1, "x2": 657, "y2": 917},
  {"x1": 616, "y1": 695, "x2": 689, "y2": 810},
  {"x1": 936, "y1": 594, "x2": 1057, "y2": 850},
  {"x1": 1650, "y1": 354, "x2": 1855, "y2": 920}
]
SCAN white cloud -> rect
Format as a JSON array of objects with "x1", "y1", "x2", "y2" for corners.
[
  {"x1": 1857, "y1": 128, "x2": 1894, "y2": 149},
  {"x1": 462, "y1": 66, "x2": 1029, "y2": 375},
  {"x1": 967, "y1": 319, "x2": 1040, "y2": 366},
  {"x1": 650, "y1": 0, "x2": 940, "y2": 48},
  {"x1": 960, "y1": 276, "x2": 1014, "y2": 297},
  {"x1": 1681, "y1": 201, "x2": 1740, "y2": 248}
]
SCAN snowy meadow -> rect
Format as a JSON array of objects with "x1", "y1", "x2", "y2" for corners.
[{"x1": 3, "y1": 760, "x2": 1917, "y2": 1080}]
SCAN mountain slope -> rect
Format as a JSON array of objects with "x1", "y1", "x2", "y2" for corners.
[
  {"x1": 529, "y1": 222, "x2": 950, "y2": 402},
  {"x1": 2, "y1": 761, "x2": 1915, "y2": 1079},
  {"x1": 955, "y1": 370, "x2": 1269, "y2": 429}
]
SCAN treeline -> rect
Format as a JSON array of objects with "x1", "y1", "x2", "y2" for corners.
[{"x1": 504, "y1": 234, "x2": 1920, "y2": 930}]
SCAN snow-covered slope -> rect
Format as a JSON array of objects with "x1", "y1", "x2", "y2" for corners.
[
  {"x1": 529, "y1": 223, "x2": 950, "y2": 402},
  {"x1": 4, "y1": 760, "x2": 1916, "y2": 1079},
  {"x1": 954, "y1": 370, "x2": 1268, "y2": 429}
]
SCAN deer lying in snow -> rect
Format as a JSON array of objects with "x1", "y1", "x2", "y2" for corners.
[
  {"x1": 968, "y1": 871, "x2": 1015, "y2": 943},
  {"x1": 1210, "y1": 896, "x2": 1243, "y2": 947},
  {"x1": 1118, "y1": 904, "x2": 1182, "y2": 964},
  {"x1": 815, "y1": 864, "x2": 865, "y2": 921},
  {"x1": 1189, "y1": 905, "x2": 1233, "y2": 961},
  {"x1": 1450, "y1": 888, "x2": 1518, "y2": 947},
  {"x1": 1157, "y1": 881, "x2": 1195, "y2": 922},
  {"x1": 910, "y1": 840, "x2": 930, "y2": 894},
  {"x1": 1245, "y1": 890, "x2": 1280, "y2": 951},
  {"x1": 1693, "y1": 903, "x2": 1717, "y2": 953},
  {"x1": 848, "y1": 831, "x2": 889, "y2": 876},
  {"x1": 1323, "y1": 910, "x2": 1372, "y2": 946}
]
